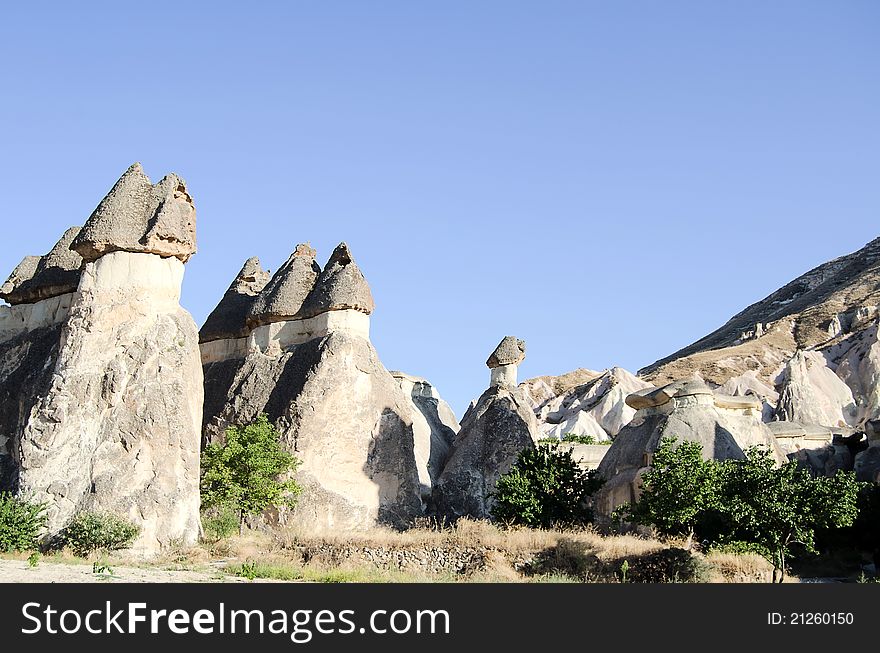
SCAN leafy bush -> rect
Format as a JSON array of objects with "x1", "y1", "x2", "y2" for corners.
[
  {"x1": 491, "y1": 443, "x2": 604, "y2": 528},
  {"x1": 561, "y1": 433, "x2": 611, "y2": 446},
  {"x1": 622, "y1": 548, "x2": 713, "y2": 583},
  {"x1": 202, "y1": 505, "x2": 240, "y2": 541},
  {"x1": 0, "y1": 493, "x2": 47, "y2": 552},
  {"x1": 201, "y1": 414, "x2": 303, "y2": 530},
  {"x1": 62, "y1": 512, "x2": 140, "y2": 557}
]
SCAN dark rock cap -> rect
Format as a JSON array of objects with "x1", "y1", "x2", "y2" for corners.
[
  {"x1": 71, "y1": 162, "x2": 197, "y2": 263},
  {"x1": 299, "y1": 243, "x2": 375, "y2": 318},
  {"x1": 486, "y1": 336, "x2": 526, "y2": 368},
  {"x1": 247, "y1": 244, "x2": 321, "y2": 327},
  {"x1": 1, "y1": 227, "x2": 84, "y2": 305},
  {"x1": 200, "y1": 257, "x2": 271, "y2": 343}
]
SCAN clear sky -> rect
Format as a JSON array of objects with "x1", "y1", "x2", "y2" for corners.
[{"x1": 1, "y1": 1, "x2": 878, "y2": 414}]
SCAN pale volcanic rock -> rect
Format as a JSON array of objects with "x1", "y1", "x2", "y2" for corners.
[
  {"x1": 201, "y1": 243, "x2": 423, "y2": 532},
  {"x1": 390, "y1": 371, "x2": 459, "y2": 501},
  {"x1": 717, "y1": 370, "x2": 780, "y2": 421},
  {"x1": 432, "y1": 384, "x2": 540, "y2": 522},
  {"x1": 17, "y1": 251, "x2": 203, "y2": 554},
  {"x1": 774, "y1": 350, "x2": 858, "y2": 427},
  {"x1": 529, "y1": 367, "x2": 652, "y2": 441}
]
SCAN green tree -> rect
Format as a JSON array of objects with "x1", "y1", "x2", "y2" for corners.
[
  {"x1": 491, "y1": 442, "x2": 604, "y2": 528},
  {"x1": 716, "y1": 447, "x2": 864, "y2": 583},
  {"x1": 0, "y1": 493, "x2": 47, "y2": 553},
  {"x1": 630, "y1": 437, "x2": 720, "y2": 548},
  {"x1": 200, "y1": 414, "x2": 302, "y2": 533}
]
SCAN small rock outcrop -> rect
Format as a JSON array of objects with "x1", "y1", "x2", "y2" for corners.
[
  {"x1": 2, "y1": 163, "x2": 203, "y2": 554},
  {"x1": 595, "y1": 379, "x2": 785, "y2": 515},
  {"x1": 201, "y1": 243, "x2": 424, "y2": 532},
  {"x1": 487, "y1": 336, "x2": 526, "y2": 387},
  {"x1": 432, "y1": 337, "x2": 539, "y2": 522}
]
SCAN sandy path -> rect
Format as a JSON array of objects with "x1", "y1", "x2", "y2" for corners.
[{"x1": 0, "y1": 558, "x2": 249, "y2": 583}]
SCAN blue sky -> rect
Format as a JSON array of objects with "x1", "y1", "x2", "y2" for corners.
[{"x1": 1, "y1": 1, "x2": 878, "y2": 414}]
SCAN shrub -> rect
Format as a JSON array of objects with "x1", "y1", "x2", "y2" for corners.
[
  {"x1": 491, "y1": 442, "x2": 604, "y2": 528},
  {"x1": 202, "y1": 505, "x2": 240, "y2": 541},
  {"x1": 62, "y1": 512, "x2": 140, "y2": 557},
  {"x1": 561, "y1": 433, "x2": 611, "y2": 446},
  {"x1": 622, "y1": 548, "x2": 713, "y2": 583},
  {"x1": 0, "y1": 493, "x2": 47, "y2": 552},
  {"x1": 201, "y1": 414, "x2": 303, "y2": 531}
]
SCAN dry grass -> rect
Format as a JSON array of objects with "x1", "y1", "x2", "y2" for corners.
[
  {"x1": 2, "y1": 519, "x2": 778, "y2": 583},
  {"x1": 278, "y1": 518, "x2": 664, "y2": 559},
  {"x1": 705, "y1": 551, "x2": 775, "y2": 583}
]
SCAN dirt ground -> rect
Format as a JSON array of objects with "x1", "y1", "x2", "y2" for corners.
[{"x1": 0, "y1": 558, "x2": 248, "y2": 583}]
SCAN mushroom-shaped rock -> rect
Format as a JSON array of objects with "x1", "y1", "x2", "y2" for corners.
[
  {"x1": 625, "y1": 379, "x2": 713, "y2": 410},
  {"x1": 200, "y1": 257, "x2": 271, "y2": 343},
  {"x1": 0, "y1": 227, "x2": 83, "y2": 305},
  {"x1": 71, "y1": 163, "x2": 197, "y2": 263},
  {"x1": 299, "y1": 243, "x2": 375, "y2": 318},
  {"x1": 247, "y1": 244, "x2": 321, "y2": 327},
  {"x1": 486, "y1": 336, "x2": 526, "y2": 368}
]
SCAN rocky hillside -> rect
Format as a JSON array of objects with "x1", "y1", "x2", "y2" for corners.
[
  {"x1": 642, "y1": 236, "x2": 880, "y2": 388},
  {"x1": 528, "y1": 237, "x2": 880, "y2": 434}
]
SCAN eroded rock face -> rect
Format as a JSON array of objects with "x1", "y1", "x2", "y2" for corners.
[
  {"x1": 595, "y1": 380, "x2": 784, "y2": 515},
  {"x1": 526, "y1": 367, "x2": 651, "y2": 441},
  {"x1": 432, "y1": 385, "x2": 539, "y2": 522},
  {"x1": 775, "y1": 350, "x2": 858, "y2": 427},
  {"x1": 391, "y1": 371, "x2": 459, "y2": 502},
  {"x1": 71, "y1": 163, "x2": 197, "y2": 263},
  {"x1": 17, "y1": 251, "x2": 203, "y2": 554},
  {"x1": 0, "y1": 164, "x2": 203, "y2": 556}
]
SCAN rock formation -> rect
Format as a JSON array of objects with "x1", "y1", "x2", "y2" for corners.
[
  {"x1": 390, "y1": 371, "x2": 459, "y2": 502},
  {"x1": 595, "y1": 379, "x2": 785, "y2": 515},
  {"x1": 1, "y1": 163, "x2": 203, "y2": 554},
  {"x1": 70, "y1": 162, "x2": 197, "y2": 263},
  {"x1": 523, "y1": 367, "x2": 652, "y2": 441},
  {"x1": 640, "y1": 236, "x2": 880, "y2": 437},
  {"x1": 1, "y1": 228, "x2": 84, "y2": 491},
  {"x1": 432, "y1": 337, "x2": 539, "y2": 522},
  {"x1": 200, "y1": 243, "x2": 424, "y2": 532},
  {"x1": 200, "y1": 257, "x2": 271, "y2": 342},
  {"x1": 487, "y1": 336, "x2": 526, "y2": 387}
]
